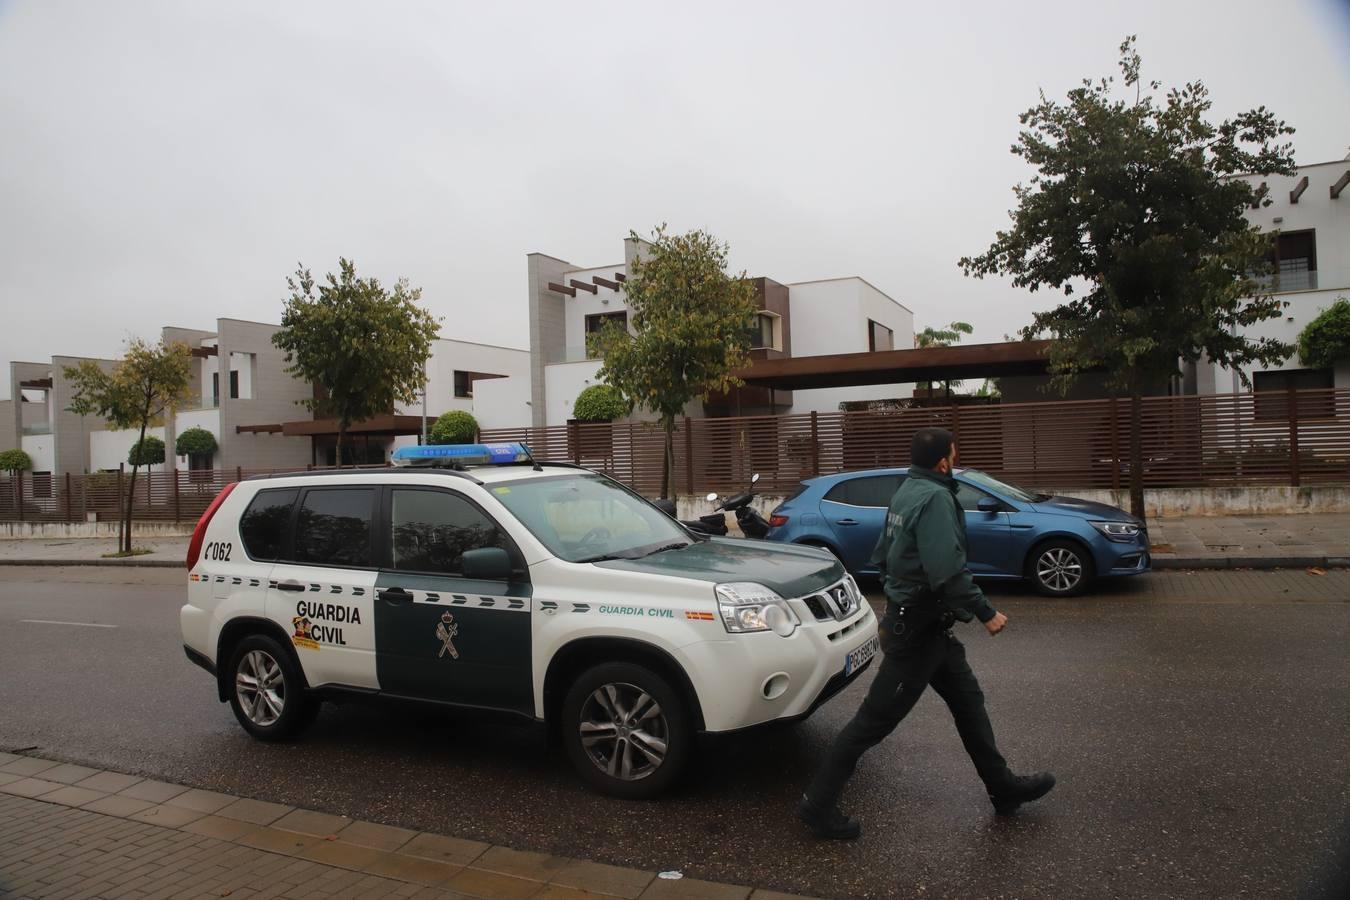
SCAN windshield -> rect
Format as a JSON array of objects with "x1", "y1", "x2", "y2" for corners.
[
  {"x1": 489, "y1": 473, "x2": 691, "y2": 563},
  {"x1": 958, "y1": 468, "x2": 1045, "y2": 503}
]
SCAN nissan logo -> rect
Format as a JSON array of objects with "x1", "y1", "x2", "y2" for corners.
[{"x1": 834, "y1": 587, "x2": 853, "y2": 615}]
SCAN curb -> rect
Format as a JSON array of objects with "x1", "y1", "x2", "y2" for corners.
[
  {"x1": 0, "y1": 558, "x2": 183, "y2": 568},
  {"x1": 1152, "y1": 556, "x2": 1347, "y2": 570}
]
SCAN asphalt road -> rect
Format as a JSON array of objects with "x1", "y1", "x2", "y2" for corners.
[{"x1": 2, "y1": 566, "x2": 1348, "y2": 899}]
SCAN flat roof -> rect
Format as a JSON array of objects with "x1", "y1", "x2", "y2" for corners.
[{"x1": 733, "y1": 340, "x2": 1055, "y2": 390}]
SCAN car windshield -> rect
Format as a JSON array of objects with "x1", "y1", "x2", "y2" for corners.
[
  {"x1": 958, "y1": 468, "x2": 1046, "y2": 502},
  {"x1": 489, "y1": 473, "x2": 691, "y2": 563}
]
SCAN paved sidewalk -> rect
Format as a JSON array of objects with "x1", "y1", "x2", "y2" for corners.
[
  {"x1": 0, "y1": 753, "x2": 804, "y2": 900},
  {"x1": 3, "y1": 514, "x2": 1348, "y2": 570}
]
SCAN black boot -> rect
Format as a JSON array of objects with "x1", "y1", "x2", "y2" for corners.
[
  {"x1": 989, "y1": 772, "x2": 1056, "y2": 816},
  {"x1": 796, "y1": 795, "x2": 862, "y2": 840}
]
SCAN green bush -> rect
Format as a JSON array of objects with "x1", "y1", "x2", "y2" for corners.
[
  {"x1": 572, "y1": 384, "x2": 629, "y2": 422},
  {"x1": 128, "y1": 435, "x2": 166, "y2": 467},
  {"x1": 174, "y1": 427, "x2": 218, "y2": 458},
  {"x1": 1297, "y1": 297, "x2": 1350, "y2": 369},
  {"x1": 0, "y1": 449, "x2": 32, "y2": 473},
  {"x1": 429, "y1": 410, "x2": 478, "y2": 445}
]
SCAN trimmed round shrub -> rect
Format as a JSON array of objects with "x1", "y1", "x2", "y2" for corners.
[
  {"x1": 175, "y1": 427, "x2": 218, "y2": 458},
  {"x1": 572, "y1": 384, "x2": 629, "y2": 422},
  {"x1": 0, "y1": 448, "x2": 33, "y2": 473},
  {"x1": 429, "y1": 410, "x2": 479, "y2": 445},
  {"x1": 1298, "y1": 297, "x2": 1350, "y2": 369},
  {"x1": 128, "y1": 435, "x2": 166, "y2": 467}
]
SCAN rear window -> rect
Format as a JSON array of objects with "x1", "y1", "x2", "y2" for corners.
[
  {"x1": 239, "y1": 488, "x2": 297, "y2": 561},
  {"x1": 824, "y1": 474, "x2": 904, "y2": 508},
  {"x1": 292, "y1": 488, "x2": 375, "y2": 568}
]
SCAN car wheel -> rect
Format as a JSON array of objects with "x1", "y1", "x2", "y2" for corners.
[
  {"x1": 561, "y1": 662, "x2": 692, "y2": 799},
  {"x1": 227, "y1": 634, "x2": 317, "y2": 741},
  {"x1": 1028, "y1": 540, "x2": 1094, "y2": 597}
]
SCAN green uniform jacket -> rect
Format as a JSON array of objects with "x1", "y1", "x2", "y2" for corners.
[{"x1": 868, "y1": 466, "x2": 997, "y2": 624}]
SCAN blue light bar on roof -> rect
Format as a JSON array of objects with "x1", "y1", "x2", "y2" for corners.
[{"x1": 392, "y1": 442, "x2": 531, "y2": 467}]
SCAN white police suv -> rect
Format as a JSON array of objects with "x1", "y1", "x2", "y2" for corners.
[{"x1": 181, "y1": 443, "x2": 878, "y2": 798}]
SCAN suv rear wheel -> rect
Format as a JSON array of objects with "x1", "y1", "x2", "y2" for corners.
[
  {"x1": 227, "y1": 634, "x2": 318, "y2": 741},
  {"x1": 561, "y1": 662, "x2": 691, "y2": 799}
]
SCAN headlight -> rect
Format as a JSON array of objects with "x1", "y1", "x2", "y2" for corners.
[
  {"x1": 1090, "y1": 521, "x2": 1141, "y2": 542},
  {"x1": 715, "y1": 582, "x2": 800, "y2": 636}
]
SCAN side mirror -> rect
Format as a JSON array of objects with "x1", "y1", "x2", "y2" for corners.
[
  {"x1": 705, "y1": 492, "x2": 719, "y2": 502},
  {"x1": 751, "y1": 473, "x2": 761, "y2": 485},
  {"x1": 976, "y1": 497, "x2": 1001, "y2": 514},
  {"x1": 462, "y1": 547, "x2": 513, "y2": 581}
]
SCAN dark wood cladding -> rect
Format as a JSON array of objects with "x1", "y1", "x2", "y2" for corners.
[
  {"x1": 570, "y1": 279, "x2": 598, "y2": 294},
  {"x1": 189, "y1": 346, "x2": 219, "y2": 358},
  {"x1": 547, "y1": 282, "x2": 576, "y2": 297},
  {"x1": 592, "y1": 276, "x2": 621, "y2": 291},
  {"x1": 733, "y1": 340, "x2": 1056, "y2": 391},
  {"x1": 1289, "y1": 175, "x2": 1309, "y2": 204},
  {"x1": 19, "y1": 377, "x2": 53, "y2": 389}
]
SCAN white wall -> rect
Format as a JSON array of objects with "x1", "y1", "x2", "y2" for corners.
[
  {"x1": 173, "y1": 408, "x2": 221, "y2": 466},
  {"x1": 473, "y1": 376, "x2": 532, "y2": 429},
  {"x1": 544, "y1": 360, "x2": 604, "y2": 426},
  {"x1": 411, "y1": 339, "x2": 531, "y2": 420},
  {"x1": 786, "y1": 278, "x2": 916, "y2": 412},
  {"x1": 21, "y1": 433, "x2": 54, "y2": 472},
  {"x1": 560, "y1": 264, "x2": 629, "y2": 363},
  {"x1": 89, "y1": 426, "x2": 165, "y2": 472}
]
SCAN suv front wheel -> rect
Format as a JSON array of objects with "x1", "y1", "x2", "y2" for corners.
[
  {"x1": 561, "y1": 662, "x2": 691, "y2": 799},
  {"x1": 227, "y1": 634, "x2": 318, "y2": 741}
]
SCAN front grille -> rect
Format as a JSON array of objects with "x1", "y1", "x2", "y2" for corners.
[
  {"x1": 803, "y1": 595, "x2": 829, "y2": 620},
  {"x1": 799, "y1": 578, "x2": 862, "y2": 623}
]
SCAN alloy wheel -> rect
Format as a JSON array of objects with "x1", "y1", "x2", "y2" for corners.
[
  {"x1": 1036, "y1": 547, "x2": 1083, "y2": 593},
  {"x1": 235, "y1": 649, "x2": 285, "y2": 727},
  {"x1": 578, "y1": 682, "x2": 669, "y2": 781}
]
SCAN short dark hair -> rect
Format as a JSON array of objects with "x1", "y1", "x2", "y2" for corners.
[{"x1": 911, "y1": 427, "x2": 954, "y2": 469}]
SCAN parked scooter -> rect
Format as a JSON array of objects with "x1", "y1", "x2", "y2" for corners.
[
  {"x1": 715, "y1": 473, "x2": 771, "y2": 539},
  {"x1": 652, "y1": 493, "x2": 730, "y2": 536}
]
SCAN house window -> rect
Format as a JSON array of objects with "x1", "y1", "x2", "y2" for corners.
[
  {"x1": 1265, "y1": 230, "x2": 1318, "y2": 292},
  {"x1": 211, "y1": 372, "x2": 219, "y2": 406},
  {"x1": 585, "y1": 312, "x2": 628, "y2": 358},
  {"x1": 868, "y1": 320, "x2": 894, "y2": 352},
  {"x1": 453, "y1": 370, "x2": 507, "y2": 399},
  {"x1": 749, "y1": 313, "x2": 779, "y2": 350},
  {"x1": 229, "y1": 370, "x2": 239, "y2": 400},
  {"x1": 1253, "y1": 368, "x2": 1334, "y2": 420}
]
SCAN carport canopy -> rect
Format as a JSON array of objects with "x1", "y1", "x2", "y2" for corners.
[{"x1": 731, "y1": 340, "x2": 1055, "y2": 391}]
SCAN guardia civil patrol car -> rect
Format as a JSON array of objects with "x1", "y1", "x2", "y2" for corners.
[{"x1": 181, "y1": 443, "x2": 878, "y2": 798}]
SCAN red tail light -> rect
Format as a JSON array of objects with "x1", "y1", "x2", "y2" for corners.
[
  {"x1": 186, "y1": 482, "x2": 237, "y2": 570},
  {"x1": 769, "y1": 514, "x2": 789, "y2": 528}
]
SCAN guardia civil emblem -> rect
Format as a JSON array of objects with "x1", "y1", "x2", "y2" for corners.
[{"x1": 435, "y1": 612, "x2": 460, "y2": 660}]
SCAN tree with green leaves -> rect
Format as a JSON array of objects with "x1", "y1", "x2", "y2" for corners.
[
  {"x1": 429, "y1": 410, "x2": 478, "y2": 445},
  {"x1": 959, "y1": 36, "x2": 1296, "y2": 519},
  {"x1": 592, "y1": 226, "x2": 758, "y2": 498},
  {"x1": 273, "y1": 258, "x2": 441, "y2": 465},
  {"x1": 174, "y1": 427, "x2": 218, "y2": 461},
  {"x1": 0, "y1": 449, "x2": 31, "y2": 474},
  {"x1": 572, "y1": 384, "x2": 629, "y2": 422},
  {"x1": 1297, "y1": 298, "x2": 1350, "y2": 370},
  {"x1": 128, "y1": 435, "x2": 166, "y2": 467},
  {"x1": 915, "y1": 321, "x2": 974, "y2": 400},
  {"x1": 65, "y1": 338, "x2": 194, "y2": 553}
]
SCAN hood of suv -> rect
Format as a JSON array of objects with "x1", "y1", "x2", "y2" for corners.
[
  {"x1": 1035, "y1": 495, "x2": 1138, "y2": 523},
  {"x1": 598, "y1": 538, "x2": 845, "y2": 597}
]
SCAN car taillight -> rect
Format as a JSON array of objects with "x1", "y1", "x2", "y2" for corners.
[
  {"x1": 769, "y1": 514, "x2": 789, "y2": 528},
  {"x1": 186, "y1": 482, "x2": 237, "y2": 570}
]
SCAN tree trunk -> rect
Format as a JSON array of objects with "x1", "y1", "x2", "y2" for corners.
[
  {"x1": 336, "y1": 421, "x2": 346, "y2": 467},
  {"x1": 124, "y1": 420, "x2": 149, "y2": 554},
  {"x1": 1127, "y1": 379, "x2": 1146, "y2": 525},
  {"x1": 660, "y1": 414, "x2": 674, "y2": 500}
]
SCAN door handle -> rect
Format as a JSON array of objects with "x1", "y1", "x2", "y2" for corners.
[
  {"x1": 276, "y1": 580, "x2": 305, "y2": 593},
  {"x1": 378, "y1": 587, "x2": 413, "y2": 604},
  {"x1": 836, "y1": 519, "x2": 859, "y2": 526}
]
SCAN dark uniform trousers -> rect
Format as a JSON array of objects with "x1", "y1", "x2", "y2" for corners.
[{"x1": 805, "y1": 609, "x2": 1013, "y2": 811}]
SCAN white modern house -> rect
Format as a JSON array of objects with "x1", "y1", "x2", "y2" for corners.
[
  {"x1": 526, "y1": 236, "x2": 915, "y2": 427},
  {"x1": 1188, "y1": 155, "x2": 1350, "y2": 396}
]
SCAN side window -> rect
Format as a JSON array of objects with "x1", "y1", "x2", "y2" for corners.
[
  {"x1": 292, "y1": 488, "x2": 374, "y2": 567},
  {"x1": 957, "y1": 483, "x2": 995, "y2": 512},
  {"x1": 390, "y1": 489, "x2": 511, "y2": 576},
  {"x1": 239, "y1": 488, "x2": 298, "y2": 561},
  {"x1": 825, "y1": 475, "x2": 903, "y2": 508}
]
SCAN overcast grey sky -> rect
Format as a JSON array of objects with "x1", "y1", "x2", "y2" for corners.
[{"x1": 2, "y1": 0, "x2": 1347, "y2": 399}]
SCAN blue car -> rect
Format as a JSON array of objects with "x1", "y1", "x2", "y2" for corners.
[{"x1": 765, "y1": 467, "x2": 1150, "y2": 596}]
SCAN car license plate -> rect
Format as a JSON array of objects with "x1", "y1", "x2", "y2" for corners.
[{"x1": 844, "y1": 635, "x2": 880, "y2": 677}]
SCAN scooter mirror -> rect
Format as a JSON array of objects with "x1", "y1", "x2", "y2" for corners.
[
  {"x1": 705, "y1": 492, "x2": 719, "y2": 502},
  {"x1": 751, "y1": 473, "x2": 761, "y2": 485}
]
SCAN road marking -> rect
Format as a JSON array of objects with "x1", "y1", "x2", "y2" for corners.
[{"x1": 19, "y1": 620, "x2": 117, "y2": 629}]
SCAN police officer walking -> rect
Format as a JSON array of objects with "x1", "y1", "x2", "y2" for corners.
[{"x1": 797, "y1": 427, "x2": 1055, "y2": 840}]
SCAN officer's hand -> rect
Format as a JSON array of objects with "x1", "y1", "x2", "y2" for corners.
[{"x1": 985, "y1": 612, "x2": 1008, "y2": 636}]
